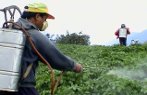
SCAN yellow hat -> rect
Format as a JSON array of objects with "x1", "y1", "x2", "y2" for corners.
[{"x1": 24, "y1": 2, "x2": 55, "y2": 19}]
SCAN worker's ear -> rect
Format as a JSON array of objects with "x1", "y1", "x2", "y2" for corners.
[{"x1": 35, "y1": 14, "x2": 41, "y2": 20}]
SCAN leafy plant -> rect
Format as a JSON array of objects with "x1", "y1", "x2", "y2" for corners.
[{"x1": 36, "y1": 44, "x2": 147, "y2": 95}]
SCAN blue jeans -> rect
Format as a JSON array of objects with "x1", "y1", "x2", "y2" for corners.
[
  {"x1": 0, "y1": 87, "x2": 39, "y2": 95},
  {"x1": 119, "y1": 37, "x2": 127, "y2": 46}
]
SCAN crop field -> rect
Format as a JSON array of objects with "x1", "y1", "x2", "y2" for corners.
[{"x1": 36, "y1": 44, "x2": 147, "y2": 95}]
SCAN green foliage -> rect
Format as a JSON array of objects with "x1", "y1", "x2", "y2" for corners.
[
  {"x1": 56, "y1": 32, "x2": 90, "y2": 45},
  {"x1": 36, "y1": 44, "x2": 147, "y2": 95}
]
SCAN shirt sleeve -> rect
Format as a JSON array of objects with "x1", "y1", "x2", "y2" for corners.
[
  {"x1": 115, "y1": 29, "x2": 119, "y2": 36},
  {"x1": 30, "y1": 31, "x2": 76, "y2": 71},
  {"x1": 127, "y1": 28, "x2": 130, "y2": 34}
]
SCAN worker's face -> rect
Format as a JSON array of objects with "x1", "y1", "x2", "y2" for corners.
[{"x1": 34, "y1": 14, "x2": 48, "y2": 31}]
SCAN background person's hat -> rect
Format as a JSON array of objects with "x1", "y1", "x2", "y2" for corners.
[{"x1": 24, "y1": 2, "x2": 55, "y2": 19}]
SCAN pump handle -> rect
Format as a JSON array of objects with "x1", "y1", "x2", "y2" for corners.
[{"x1": 0, "y1": 5, "x2": 22, "y2": 27}]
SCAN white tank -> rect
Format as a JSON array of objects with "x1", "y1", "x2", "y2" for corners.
[
  {"x1": 0, "y1": 28, "x2": 25, "y2": 92},
  {"x1": 118, "y1": 28, "x2": 127, "y2": 38}
]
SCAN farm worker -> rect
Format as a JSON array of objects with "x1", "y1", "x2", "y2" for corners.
[
  {"x1": 0, "y1": 2, "x2": 83, "y2": 95},
  {"x1": 115, "y1": 24, "x2": 130, "y2": 46}
]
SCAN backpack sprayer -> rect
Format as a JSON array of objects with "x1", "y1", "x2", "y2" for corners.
[
  {"x1": 0, "y1": 5, "x2": 24, "y2": 92},
  {"x1": 0, "y1": 5, "x2": 63, "y2": 95}
]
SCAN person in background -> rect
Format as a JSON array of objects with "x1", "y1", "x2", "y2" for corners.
[
  {"x1": 0, "y1": 2, "x2": 83, "y2": 95},
  {"x1": 115, "y1": 24, "x2": 130, "y2": 46}
]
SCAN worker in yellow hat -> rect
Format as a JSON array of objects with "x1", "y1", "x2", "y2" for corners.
[
  {"x1": 22, "y1": 2, "x2": 55, "y2": 31},
  {"x1": 0, "y1": 2, "x2": 83, "y2": 95}
]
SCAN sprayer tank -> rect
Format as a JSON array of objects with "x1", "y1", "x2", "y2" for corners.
[{"x1": 0, "y1": 28, "x2": 25, "y2": 92}]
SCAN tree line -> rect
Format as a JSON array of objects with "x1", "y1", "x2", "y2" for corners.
[{"x1": 46, "y1": 31, "x2": 90, "y2": 45}]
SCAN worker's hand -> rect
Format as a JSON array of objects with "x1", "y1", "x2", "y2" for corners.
[{"x1": 73, "y1": 63, "x2": 83, "y2": 73}]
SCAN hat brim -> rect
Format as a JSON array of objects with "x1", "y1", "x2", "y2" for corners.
[{"x1": 47, "y1": 14, "x2": 55, "y2": 19}]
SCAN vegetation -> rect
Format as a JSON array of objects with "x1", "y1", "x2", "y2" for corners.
[
  {"x1": 55, "y1": 32, "x2": 90, "y2": 45},
  {"x1": 36, "y1": 44, "x2": 147, "y2": 95}
]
